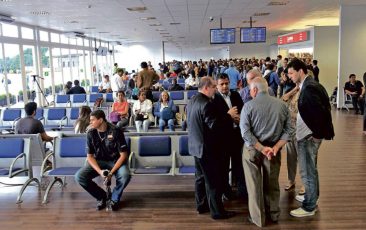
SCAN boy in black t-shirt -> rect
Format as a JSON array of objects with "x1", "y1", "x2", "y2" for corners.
[{"x1": 75, "y1": 110, "x2": 130, "y2": 211}]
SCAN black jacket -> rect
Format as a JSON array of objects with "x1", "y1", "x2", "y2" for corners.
[
  {"x1": 187, "y1": 92, "x2": 227, "y2": 158},
  {"x1": 298, "y1": 77, "x2": 334, "y2": 140},
  {"x1": 213, "y1": 91, "x2": 244, "y2": 148}
]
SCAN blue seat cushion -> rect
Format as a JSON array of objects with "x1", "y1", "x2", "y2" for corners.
[
  {"x1": 48, "y1": 167, "x2": 81, "y2": 176},
  {"x1": 179, "y1": 166, "x2": 195, "y2": 174},
  {"x1": 134, "y1": 167, "x2": 170, "y2": 174}
]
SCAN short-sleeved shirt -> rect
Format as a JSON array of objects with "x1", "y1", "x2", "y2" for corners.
[
  {"x1": 86, "y1": 123, "x2": 128, "y2": 161},
  {"x1": 344, "y1": 80, "x2": 364, "y2": 96},
  {"x1": 15, "y1": 116, "x2": 45, "y2": 134}
]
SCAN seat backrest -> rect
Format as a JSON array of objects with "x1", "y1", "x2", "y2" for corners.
[
  {"x1": 70, "y1": 107, "x2": 80, "y2": 120},
  {"x1": 187, "y1": 90, "x2": 198, "y2": 99},
  {"x1": 178, "y1": 135, "x2": 189, "y2": 156},
  {"x1": 54, "y1": 136, "x2": 87, "y2": 168},
  {"x1": 152, "y1": 91, "x2": 161, "y2": 102},
  {"x1": 91, "y1": 86, "x2": 99, "y2": 93},
  {"x1": 138, "y1": 136, "x2": 171, "y2": 157},
  {"x1": 0, "y1": 138, "x2": 24, "y2": 159},
  {"x1": 89, "y1": 93, "x2": 103, "y2": 103},
  {"x1": 56, "y1": 95, "x2": 69, "y2": 103},
  {"x1": 35, "y1": 108, "x2": 44, "y2": 120},
  {"x1": 72, "y1": 94, "x2": 86, "y2": 103},
  {"x1": 169, "y1": 91, "x2": 184, "y2": 101},
  {"x1": 3, "y1": 109, "x2": 22, "y2": 122},
  {"x1": 105, "y1": 93, "x2": 114, "y2": 102},
  {"x1": 0, "y1": 137, "x2": 31, "y2": 175},
  {"x1": 47, "y1": 108, "x2": 66, "y2": 121}
]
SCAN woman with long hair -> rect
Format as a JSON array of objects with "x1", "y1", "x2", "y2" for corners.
[{"x1": 74, "y1": 106, "x2": 92, "y2": 133}]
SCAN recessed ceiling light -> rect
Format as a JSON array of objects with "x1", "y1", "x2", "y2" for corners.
[
  {"x1": 149, "y1": 23, "x2": 162, "y2": 26},
  {"x1": 253, "y1": 12, "x2": 270, "y2": 16},
  {"x1": 127, "y1": 6, "x2": 147, "y2": 12},
  {"x1": 84, "y1": 27, "x2": 96, "y2": 29},
  {"x1": 242, "y1": 20, "x2": 257, "y2": 23},
  {"x1": 268, "y1": 1, "x2": 289, "y2": 6},
  {"x1": 170, "y1": 22, "x2": 181, "y2": 25},
  {"x1": 140, "y1": 17, "x2": 156, "y2": 20},
  {"x1": 30, "y1": 11, "x2": 50, "y2": 16}
]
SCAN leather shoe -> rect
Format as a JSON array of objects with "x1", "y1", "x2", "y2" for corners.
[
  {"x1": 197, "y1": 207, "x2": 210, "y2": 214},
  {"x1": 110, "y1": 200, "x2": 119, "y2": 211},
  {"x1": 212, "y1": 211, "x2": 236, "y2": 220}
]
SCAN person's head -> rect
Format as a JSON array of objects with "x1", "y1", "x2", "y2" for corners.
[
  {"x1": 90, "y1": 110, "x2": 106, "y2": 129},
  {"x1": 349, "y1": 74, "x2": 356, "y2": 83},
  {"x1": 287, "y1": 58, "x2": 308, "y2": 84},
  {"x1": 138, "y1": 90, "x2": 147, "y2": 102},
  {"x1": 267, "y1": 63, "x2": 275, "y2": 71},
  {"x1": 79, "y1": 106, "x2": 91, "y2": 119},
  {"x1": 103, "y1": 75, "x2": 110, "y2": 82},
  {"x1": 246, "y1": 69, "x2": 262, "y2": 85},
  {"x1": 229, "y1": 61, "x2": 235, "y2": 68},
  {"x1": 277, "y1": 55, "x2": 282, "y2": 60},
  {"x1": 74, "y1": 80, "x2": 80, "y2": 86},
  {"x1": 217, "y1": 73, "x2": 230, "y2": 95},
  {"x1": 198, "y1": 76, "x2": 216, "y2": 98},
  {"x1": 312, "y1": 59, "x2": 318, "y2": 66},
  {"x1": 117, "y1": 90, "x2": 125, "y2": 102},
  {"x1": 141, "y1": 61, "x2": 148, "y2": 69},
  {"x1": 117, "y1": 68, "x2": 123, "y2": 76},
  {"x1": 114, "y1": 63, "x2": 118, "y2": 67},
  {"x1": 249, "y1": 77, "x2": 268, "y2": 98},
  {"x1": 24, "y1": 102, "x2": 37, "y2": 116},
  {"x1": 160, "y1": 91, "x2": 170, "y2": 102},
  {"x1": 66, "y1": 81, "x2": 72, "y2": 89},
  {"x1": 171, "y1": 78, "x2": 177, "y2": 85},
  {"x1": 283, "y1": 58, "x2": 289, "y2": 67}
]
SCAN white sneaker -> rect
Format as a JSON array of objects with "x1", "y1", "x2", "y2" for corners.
[
  {"x1": 295, "y1": 195, "x2": 319, "y2": 205},
  {"x1": 290, "y1": 207, "x2": 316, "y2": 217},
  {"x1": 295, "y1": 194, "x2": 304, "y2": 203}
]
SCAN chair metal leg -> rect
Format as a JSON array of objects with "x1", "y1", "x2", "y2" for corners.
[
  {"x1": 16, "y1": 178, "x2": 40, "y2": 204},
  {"x1": 42, "y1": 177, "x2": 63, "y2": 204}
]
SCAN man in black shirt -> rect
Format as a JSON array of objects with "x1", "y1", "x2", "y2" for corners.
[
  {"x1": 344, "y1": 74, "x2": 365, "y2": 115},
  {"x1": 67, "y1": 80, "x2": 86, "y2": 94},
  {"x1": 15, "y1": 102, "x2": 53, "y2": 142},
  {"x1": 75, "y1": 110, "x2": 131, "y2": 211}
]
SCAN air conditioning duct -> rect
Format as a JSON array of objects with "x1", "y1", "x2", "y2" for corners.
[{"x1": 0, "y1": 14, "x2": 15, "y2": 24}]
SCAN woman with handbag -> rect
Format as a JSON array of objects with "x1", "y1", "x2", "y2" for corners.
[
  {"x1": 110, "y1": 91, "x2": 129, "y2": 130},
  {"x1": 132, "y1": 91, "x2": 153, "y2": 132},
  {"x1": 154, "y1": 91, "x2": 177, "y2": 131}
]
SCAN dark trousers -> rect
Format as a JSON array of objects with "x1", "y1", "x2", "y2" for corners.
[
  {"x1": 364, "y1": 97, "x2": 366, "y2": 131},
  {"x1": 223, "y1": 132, "x2": 247, "y2": 198},
  {"x1": 194, "y1": 155, "x2": 225, "y2": 218},
  {"x1": 351, "y1": 96, "x2": 364, "y2": 114}
]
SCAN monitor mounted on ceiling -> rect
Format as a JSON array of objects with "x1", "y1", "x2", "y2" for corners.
[
  {"x1": 210, "y1": 28, "x2": 236, "y2": 44},
  {"x1": 240, "y1": 27, "x2": 266, "y2": 43}
]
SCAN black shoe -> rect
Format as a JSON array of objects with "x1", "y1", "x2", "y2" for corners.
[
  {"x1": 111, "y1": 200, "x2": 119, "y2": 211},
  {"x1": 96, "y1": 198, "x2": 106, "y2": 211},
  {"x1": 197, "y1": 207, "x2": 210, "y2": 214},
  {"x1": 212, "y1": 211, "x2": 236, "y2": 220}
]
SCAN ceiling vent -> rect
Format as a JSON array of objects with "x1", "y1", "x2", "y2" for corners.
[
  {"x1": 127, "y1": 6, "x2": 147, "y2": 12},
  {"x1": 268, "y1": 1, "x2": 289, "y2": 6},
  {"x1": 64, "y1": 31, "x2": 85, "y2": 38},
  {"x1": 253, "y1": 12, "x2": 270, "y2": 16},
  {"x1": 0, "y1": 13, "x2": 15, "y2": 23},
  {"x1": 170, "y1": 22, "x2": 181, "y2": 25},
  {"x1": 30, "y1": 11, "x2": 50, "y2": 16}
]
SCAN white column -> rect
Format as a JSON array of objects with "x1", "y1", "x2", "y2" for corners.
[{"x1": 337, "y1": 2, "x2": 366, "y2": 108}]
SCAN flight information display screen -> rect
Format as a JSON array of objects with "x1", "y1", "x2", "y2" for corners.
[
  {"x1": 240, "y1": 27, "x2": 266, "y2": 43},
  {"x1": 210, "y1": 28, "x2": 236, "y2": 44}
]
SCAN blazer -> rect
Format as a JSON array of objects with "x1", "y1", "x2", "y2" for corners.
[
  {"x1": 298, "y1": 77, "x2": 334, "y2": 140},
  {"x1": 187, "y1": 92, "x2": 225, "y2": 158},
  {"x1": 213, "y1": 91, "x2": 244, "y2": 147}
]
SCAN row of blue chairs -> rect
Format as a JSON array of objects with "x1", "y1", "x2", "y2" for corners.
[
  {"x1": 55, "y1": 93, "x2": 113, "y2": 107},
  {"x1": 41, "y1": 133, "x2": 193, "y2": 204}
]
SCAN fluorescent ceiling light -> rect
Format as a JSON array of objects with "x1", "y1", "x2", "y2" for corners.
[
  {"x1": 140, "y1": 17, "x2": 156, "y2": 20},
  {"x1": 127, "y1": 6, "x2": 147, "y2": 12}
]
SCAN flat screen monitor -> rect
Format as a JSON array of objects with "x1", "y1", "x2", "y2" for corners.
[
  {"x1": 240, "y1": 27, "x2": 266, "y2": 43},
  {"x1": 210, "y1": 28, "x2": 235, "y2": 44}
]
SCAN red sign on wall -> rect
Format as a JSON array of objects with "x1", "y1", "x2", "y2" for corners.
[{"x1": 277, "y1": 31, "x2": 309, "y2": 45}]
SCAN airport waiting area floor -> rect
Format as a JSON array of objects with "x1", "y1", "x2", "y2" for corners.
[{"x1": 0, "y1": 109, "x2": 365, "y2": 229}]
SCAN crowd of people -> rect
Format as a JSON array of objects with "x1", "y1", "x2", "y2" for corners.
[{"x1": 15, "y1": 55, "x2": 366, "y2": 227}]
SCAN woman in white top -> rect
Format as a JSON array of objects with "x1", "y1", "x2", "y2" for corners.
[{"x1": 132, "y1": 91, "x2": 154, "y2": 132}]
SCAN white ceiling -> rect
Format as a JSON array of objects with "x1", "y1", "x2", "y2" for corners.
[{"x1": 0, "y1": 0, "x2": 363, "y2": 48}]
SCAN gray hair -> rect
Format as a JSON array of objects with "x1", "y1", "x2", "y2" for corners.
[
  {"x1": 249, "y1": 77, "x2": 268, "y2": 93},
  {"x1": 198, "y1": 76, "x2": 214, "y2": 90},
  {"x1": 229, "y1": 61, "x2": 235, "y2": 67},
  {"x1": 246, "y1": 69, "x2": 262, "y2": 82}
]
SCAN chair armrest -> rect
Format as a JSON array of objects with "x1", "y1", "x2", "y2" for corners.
[
  {"x1": 9, "y1": 152, "x2": 26, "y2": 177},
  {"x1": 40, "y1": 151, "x2": 55, "y2": 176},
  {"x1": 12, "y1": 117, "x2": 21, "y2": 129},
  {"x1": 59, "y1": 116, "x2": 68, "y2": 128},
  {"x1": 171, "y1": 150, "x2": 176, "y2": 176},
  {"x1": 128, "y1": 152, "x2": 135, "y2": 170}
]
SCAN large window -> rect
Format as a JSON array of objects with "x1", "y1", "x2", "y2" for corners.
[
  {"x1": 3, "y1": 43, "x2": 21, "y2": 105},
  {"x1": 40, "y1": 30, "x2": 49, "y2": 42},
  {"x1": 23, "y1": 45, "x2": 36, "y2": 100},
  {"x1": 61, "y1": 48, "x2": 71, "y2": 83},
  {"x1": 21, "y1": 27, "x2": 34, "y2": 40},
  {"x1": 41, "y1": 47, "x2": 52, "y2": 91},
  {"x1": 2, "y1": 23, "x2": 18, "y2": 38},
  {"x1": 51, "y1": 33, "x2": 60, "y2": 43},
  {"x1": 52, "y1": 48, "x2": 63, "y2": 90}
]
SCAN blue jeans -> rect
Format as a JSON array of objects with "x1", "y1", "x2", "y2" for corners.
[
  {"x1": 297, "y1": 136, "x2": 322, "y2": 211},
  {"x1": 159, "y1": 118, "x2": 175, "y2": 131},
  {"x1": 75, "y1": 160, "x2": 131, "y2": 203}
]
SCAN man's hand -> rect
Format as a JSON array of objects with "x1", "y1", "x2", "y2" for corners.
[
  {"x1": 227, "y1": 106, "x2": 238, "y2": 119},
  {"x1": 261, "y1": 147, "x2": 274, "y2": 160}
]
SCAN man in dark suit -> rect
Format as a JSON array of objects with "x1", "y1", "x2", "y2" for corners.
[
  {"x1": 67, "y1": 80, "x2": 86, "y2": 94},
  {"x1": 187, "y1": 76, "x2": 237, "y2": 220},
  {"x1": 213, "y1": 73, "x2": 247, "y2": 200},
  {"x1": 287, "y1": 58, "x2": 334, "y2": 218}
]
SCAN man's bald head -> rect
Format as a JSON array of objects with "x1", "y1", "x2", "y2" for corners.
[{"x1": 246, "y1": 69, "x2": 262, "y2": 85}]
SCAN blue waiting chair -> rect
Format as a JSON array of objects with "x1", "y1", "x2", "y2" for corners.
[{"x1": 174, "y1": 135, "x2": 195, "y2": 175}]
